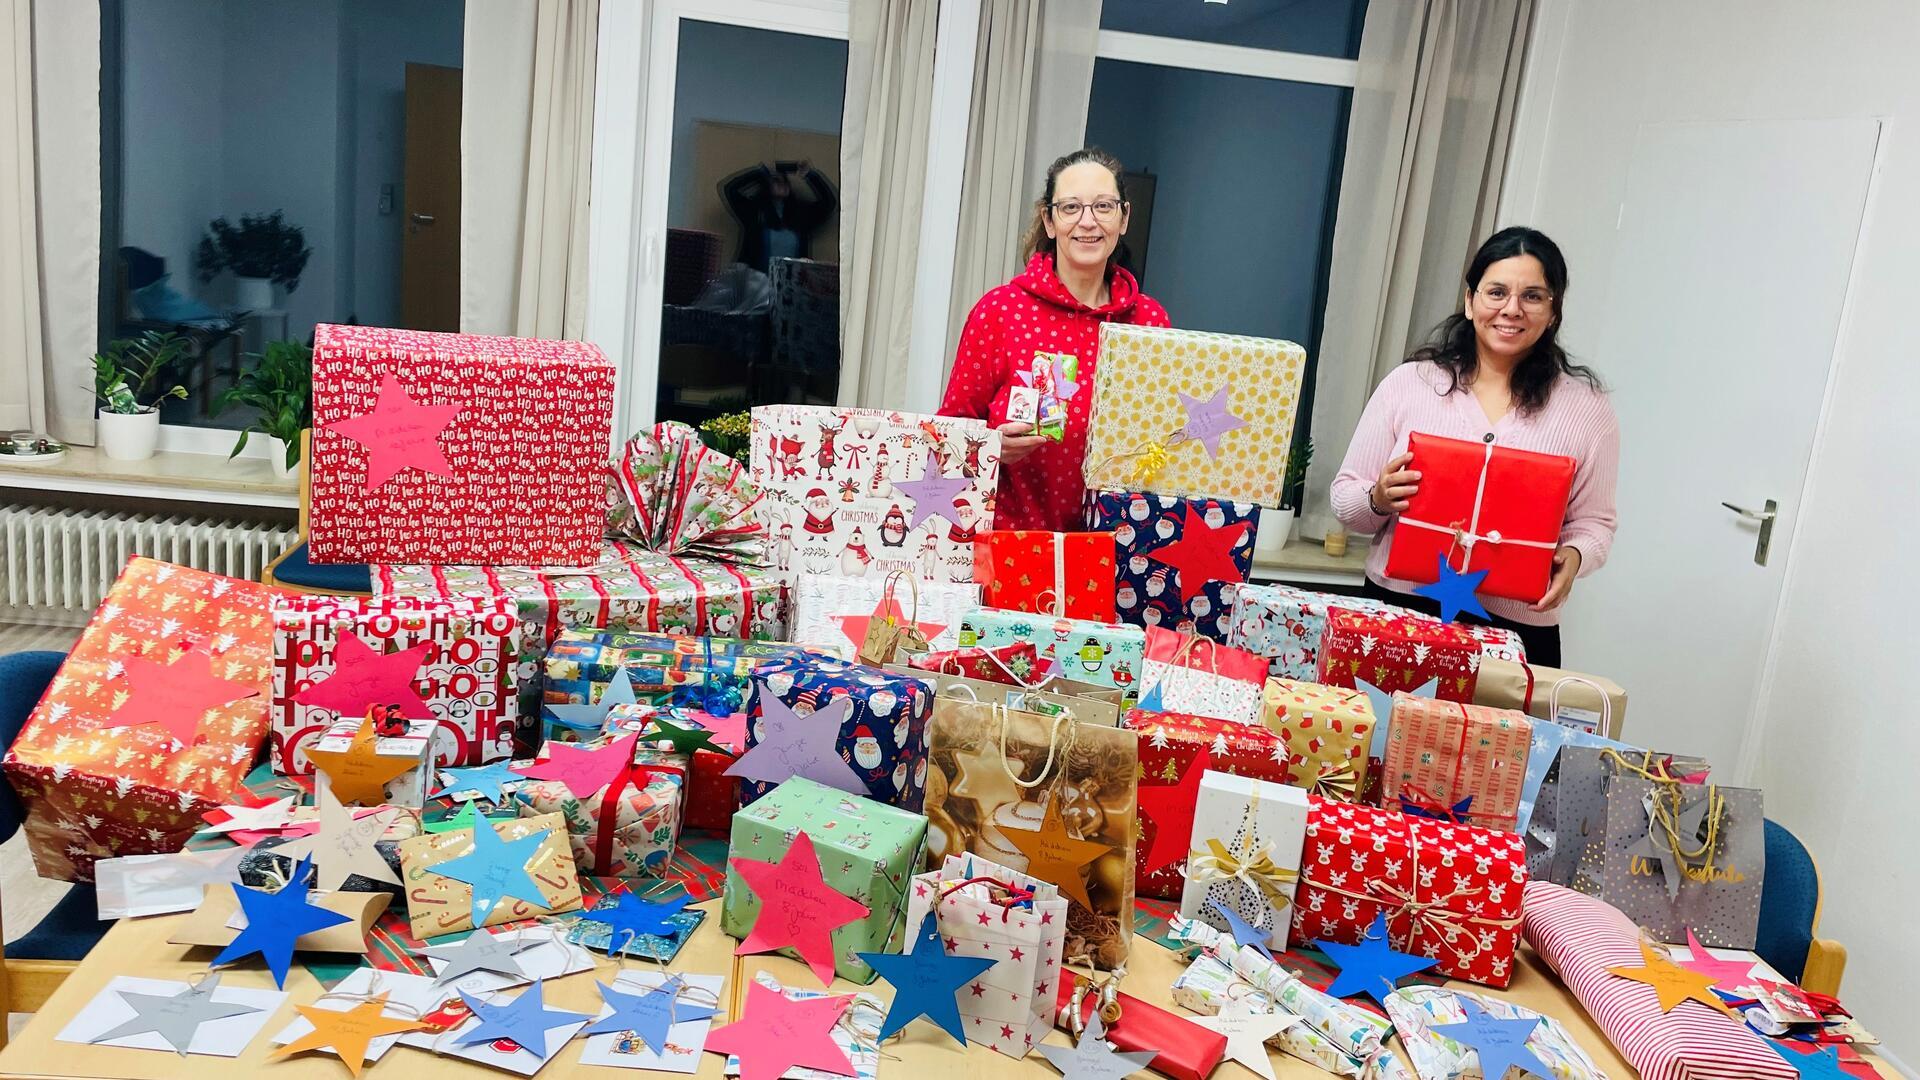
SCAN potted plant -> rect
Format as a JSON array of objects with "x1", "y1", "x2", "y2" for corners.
[
  {"x1": 218, "y1": 339, "x2": 312, "y2": 478},
  {"x1": 195, "y1": 210, "x2": 312, "y2": 310},
  {"x1": 92, "y1": 331, "x2": 190, "y2": 460},
  {"x1": 1256, "y1": 437, "x2": 1315, "y2": 556},
  {"x1": 697, "y1": 409, "x2": 751, "y2": 463}
]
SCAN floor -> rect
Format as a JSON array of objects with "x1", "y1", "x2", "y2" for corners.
[{"x1": 1, "y1": 621, "x2": 82, "y2": 1035}]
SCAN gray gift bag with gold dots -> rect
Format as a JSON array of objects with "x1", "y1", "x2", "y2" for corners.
[{"x1": 1527, "y1": 744, "x2": 1708, "y2": 886}]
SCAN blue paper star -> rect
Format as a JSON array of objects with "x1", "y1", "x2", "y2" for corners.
[
  {"x1": 431, "y1": 760, "x2": 524, "y2": 805},
  {"x1": 1317, "y1": 912, "x2": 1440, "y2": 1008},
  {"x1": 544, "y1": 670, "x2": 639, "y2": 738},
  {"x1": 1413, "y1": 554, "x2": 1490, "y2": 623},
  {"x1": 585, "y1": 976, "x2": 718, "y2": 1051},
  {"x1": 1430, "y1": 998, "x2": 1552, "y2": 1080},
  {"x1": 1209, "y1": 899, "x2": 1275, "y2": 962},
  {"x1": 212, "y1": 855, "x2": 353, "y2": 989},
  {"x1": 455, "y1": 979, "x2": 592, "y2": 1058},
  {"x1": 1768, "y1": 1043, "x2": 1854, "y2": 1080},
  {"x1": 1137, "y1": 681, "x2": 1166, "y2": 713},
  {"x1": 1400, "y1": 794, "x2": 1476, "y2": 821},
  {"x1": 585, "y1": 891, "x2": 691, "y2": 954},
  {"x1": 430, "y1": 813, "x2": 553, "y2": 926},
  {"x1": 1358, "y1": 675, "x2": 1439, "y2": 759},
  {"x1": 857, "y1": 912, "x2": 999, "y2": 1045}
]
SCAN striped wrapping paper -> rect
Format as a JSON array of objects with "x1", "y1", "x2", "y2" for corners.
[{"x1": 1521, "y1": 881, "x2": 1799, "y2": 1080}]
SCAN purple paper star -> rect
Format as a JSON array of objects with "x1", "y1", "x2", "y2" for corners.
[
  {"x1": 724, "y1": 687, "x2": 870, "y2": 796},
  {"x1": 1177, "y1": 385, "x2": 1247, "y2": 460},
  {"x1": 894, "y1": 457, "x2": 973, "y2": 531}
]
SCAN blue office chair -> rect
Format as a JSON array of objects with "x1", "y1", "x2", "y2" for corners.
[
  {"x1": 1756, "y1": 818, "x2": 1847, "y2": 996},
  {"x1": 0, "y1": 650, "x2": 109, "y2": 1038},
  {"x1": 262, "y1": 430, "x2": 372, "y2": 596}
]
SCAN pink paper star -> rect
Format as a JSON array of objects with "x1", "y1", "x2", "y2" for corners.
[
  {"x1": 732, "y1": 831, "x2": 870, "y2": 986},
  {"x1": 324, "y1": 373, "x2": 462, "y2": 491},
  {"x1": 706, "y1": 981, "x2": 856, "y2": 1080},
  {"x1": 693, "y1": 710, "x2": 750, "y2": 754},
  {"x1": 292, "y1": 632, "x2": 434, "y2": 722},
  {"x1": 1176, "y1": 384, "x2": 1247, "y2": 460},
  {"x1": 102, "y1": 647, "x2": 259, "y2": 745},
  {"x1": 1673, "y1": 927, "x2": 1760, "y2": 988},
  {"x1": 832, "y1": 596, "x2": 948, "y2": 652},
  {"x1": 510, "y1": 733, "x2": 641, "y2": 799}
]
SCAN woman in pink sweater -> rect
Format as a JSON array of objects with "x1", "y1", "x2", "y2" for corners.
[{"x1": 1330, "y1": 227, "x2": 1618, "y2": 665}]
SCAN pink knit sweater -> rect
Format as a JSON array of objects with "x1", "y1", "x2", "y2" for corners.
[{"x1": 1330, "y1": 361, "x2": 1619, "y2": 627}]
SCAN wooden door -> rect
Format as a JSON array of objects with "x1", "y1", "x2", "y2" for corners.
[{"x1": 402, "y1": 63, "x2": 462, "y2": 331}]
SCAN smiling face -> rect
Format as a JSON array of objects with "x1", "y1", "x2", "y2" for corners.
[
  {"x1": 1044, "y1": 161, "x2": 1129, "y2": 278},
  {"x1": 1465, "y1": 254, "x2": 1555, "y2": 363}
]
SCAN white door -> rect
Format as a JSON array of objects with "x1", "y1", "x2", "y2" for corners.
[{"x1": 1559, "y1": 118, "x2": 1881, "y2": 776}]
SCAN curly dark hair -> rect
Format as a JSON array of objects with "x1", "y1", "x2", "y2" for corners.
[{"x1": 1407, "y1": 226, "x2": 1602, "y2": 414}]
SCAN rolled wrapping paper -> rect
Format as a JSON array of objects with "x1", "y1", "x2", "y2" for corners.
[
  {"x1": 1171, "y1": 954, "x2": 1403, "y2": 1080},
  {"x1": 1170, "y1": 916, "x2": 1391, "y2": 1067},
  {"x1": 1382, "y1": 985, "x2": 1609, "y2": 1080}
]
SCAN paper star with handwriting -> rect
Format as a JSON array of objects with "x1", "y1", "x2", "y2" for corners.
[
  {"x1": 725, "y1": 691, "x2": 867, "y2": 796},
  {"x1": 325, "y1": 372, "x2": 462, "y2": 491},
  {"x1": 431, "y1": 760, "x2": 524, "y2": 805},
  {"x1": 1317, "y1": 912, "x2": 1440, "y2": 1008},
  {"x1": 544, "y1": 670, "x2": 639, "y2": 736},
  {"x1": 732, "y1": 831, "x2": 869, "y2": 985},
  {"x1": 1135, "y1": 744, "x2": 1213, "y2": 874},
  {"x1": 585, "y1": 975, "x2": 717, "y2": 1053},
  {"x1": 304, "y1": 710, "x2": 426, "y2": 805},
  {"x1": 1209, "y1": 899, "x2": 1276, "y2": 963},
  {"x1": 1189, "y1": 1000, "x2": 1298, "y2": 1080},
  {"x1": 1146, "y1": 506, "x2": 1252, "y2": 601},
  {"x1": 690, "y1": 709, "x2": 750, "y2": 754},
  {"x1": 212, "y1": 855, "x2": 353, "y2": 989},
  {"x1": 102, "y1": 646, "x2": 259, "y2": 746},
  {"x1": 272, "y1": 785, "x2": 401, "y2": 890},
  {"x1": 271, "y1": 994, "x2": 426, "y2": 1077},
  {"x1": 1413, "y1": 554, "x2": 1490, "y2": 623},
  {"x1": 894, "y1": 461, "x2": 973, "y2": 531},
  {"x1": 857, "y1": 911, "x2": 998, "y2": 1045},
  {"x1": 1036, "y1": 1012, "x2": 1159, "y2": 1080},
  {"x1": 1430, "y1": 998, "x2": 1553, "y2": 1080},
  {"x1": 414, "y1": 927, "x2": 533, "y2": 985},
  {"x1": 291, "y1": 631, "x2": 434, "y2": 722},
  {"x1": 90, "y1": 974, "x2": 263, "y2": 1056},
  {"x1": 452, "y1": 979, "x2": 591, "y2": 1060},
  {"x1": 707, "y1": 980, "x2": 856, "y2": 1080},
  {"x1": 1001, "y1": 792, "x2": 1111, "y2": 911},
  {"x1": 429, "y1": 813, "x2": 553, "y2": 926},
  {"x1": 1176, "y1": 384, "x2": 1246, "y2": 460},
  {"x1": 511, "y1": 731, "x2": 640, "y2": 799},
  {"x1": 1605, "y1": 942, "x2": 1739, "y2": 1016},
  {"x1": 199, "y1": 795, "x2": 297, "y2": 836}
]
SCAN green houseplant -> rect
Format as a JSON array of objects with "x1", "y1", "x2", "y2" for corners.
[
  {"x1": 1256, "y1": 437, "x2": 1315, "y2": 556},
  {"x1": 218, "y1": 339, "x2": 312, "y2": 477},
  {"x1": 697, "y1": 409, "x2": 752, "y2": 463},
  {"x1": 195, "y1": 211, "x2": 312, "y2": 308},
  {"x1": 92, "y1": 331, "x2": 190, "y2": 461}
]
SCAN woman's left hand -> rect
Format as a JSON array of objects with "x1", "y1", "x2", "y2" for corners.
[{"x1": 1530, "y1": 546, "x2": 1582, "y2": 612}]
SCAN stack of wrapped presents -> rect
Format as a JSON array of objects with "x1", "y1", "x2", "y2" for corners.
[{"x1": 3, "y1": 320, "x2": 1863, "y2": 1080}]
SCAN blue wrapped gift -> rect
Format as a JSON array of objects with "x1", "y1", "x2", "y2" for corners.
[
  {"x1": 739, "y1": 657, "x2": 936, "y2": 811},
  {"x1": 1084, "y1": 490, "x2": 1259, "y2": 642}
]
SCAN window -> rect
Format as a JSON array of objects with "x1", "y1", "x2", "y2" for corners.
[
  {"x1": 100, "y1": 0, "x2": 464, "y2": 445},
  {"x1": 1099, "y1": 0, "x2": 1366, "y2": 58}
]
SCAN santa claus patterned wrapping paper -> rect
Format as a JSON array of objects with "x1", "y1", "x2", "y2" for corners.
[
  {"x1": 1223, "y1": 581, "x2": 1525, "y2": 682},
  {"x1": 956, "y1": 608, "x2": 1146, "y2": 699},
  {"x1": 2, "y1": 558, "x2": 277, "y2": 883},
  {"x1": 973, "y1": 530, "x2": 1118, "y2": 623},
  {"x1": 1085, "y1": 490, "x2": 1259, "y2": 640},
  {"x1": 749, "y1": 404, "x2": 1000, "y2": 584},
  {"x1": 1259, "y1": 678, "x2": 1375, "y2": 801},
  {"x1": 789, "y1": 571, "x2": 979, "y2": 659},
  {"x1": 1123, "y1": 709, "x2": 1293, "y2": 900},
  {"x1": 1315, "y1": 609, "x2": 1493, "y2": 703},
  {"x1": 1378, "y1": 693, "x2": 1533, "y2": 832},
  {"x1": 269, "y1": 595, "x2": 519, "y2": 775},
  {"x1": 1292, "y1": 797, "x2": 1529, "y2": 987},
  {"x1": 308, "y1": 323, "x2": 615, "y2": 566},
  {"x1": 738, "y1": 657, "x2": 936, "y2": 811}
]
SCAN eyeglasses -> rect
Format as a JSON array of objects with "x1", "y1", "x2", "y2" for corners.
[
  {"x1": 1475, "y1": 285, "x2": 1554, "y2": 311},
  {"x1": 1049, "y1": 197, "x2": 1125, "y2": 222}
]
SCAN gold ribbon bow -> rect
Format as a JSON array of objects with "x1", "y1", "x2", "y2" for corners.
[
  {"x1": 1306, "y1": 758, "x2": 1362, "y2": 801},
  {"x1": 1188, "y1": 838, "x2": 1300, "y2": 913}
]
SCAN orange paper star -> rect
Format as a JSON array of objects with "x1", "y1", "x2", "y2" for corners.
[
  {"x1": 271, "y1": 994, "x2": 428, "y2": 1077},
  {"x1": 1001, "y1": 792, "x2": 1112, "y2": 911},
  {"x1": 1605, "y1": 942, "x2": 1739, "y2": 1016},
  {"x1": 305, "y1": 711, "x2": 423, "y2": 805}
]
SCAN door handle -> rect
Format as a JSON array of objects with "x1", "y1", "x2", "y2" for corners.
[
  {"x1": 409, "y1": 212, "x2": 437, "y2": 225},
  {"x1": 1721, "y1": 499, "x2": 1778, "y2": 566}
]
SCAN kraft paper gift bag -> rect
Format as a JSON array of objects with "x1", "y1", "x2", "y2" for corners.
[
  {"x1": 1527, "y1": 744, "x2": 1707, "y2": 885},
  {"x1": 1473, "y1": 658, "x2": 1628, "y2": 738}
]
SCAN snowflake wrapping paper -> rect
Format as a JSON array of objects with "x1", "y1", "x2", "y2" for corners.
[
  {"x1": 1085, "y1": 490, "x2": 1258, "y2": 640},
  {"x1": 738, "y1": 657, "x2": 935, "y2": 811},
  {"x1": 1137, "y1": 625, "x2": 1268, "y2": 725},
  {"x1": 1259, "y1": 679, "x2": 1375, "y2": 801},
  {"x1": 1223, "y1": 582, "x2": 1525, "y2": 683},
  {"x1": 789, "y1": 572, "x2": 979, "y2": 659},
  {"x1": 1179, "y1": 772, "x2": 1311, "y2": 952},
  {"x1": 1292, "y1": 797, "x2": 1529, "y2": 988},
  {"x1": 513, "y1": 746, "x2": 687, "y2": 879},
  {"x1": 956, "y1": 608, "x2": 1147, "y2": 699},
  {"x1": 1379, "y1": 694, "x2": 1533, "y2": 832},
  {"x1": 750, "y1": 404, "x2": 1000, "y2": 584},
  {"x1": 1123, "y1": 709, "x2": 1293, "y2": 900},
  {"x1": 270, "y1": 595, "x2": 519, "y2": 774},
  {"x1": 1081, "y1": 323, "x2": 1306, "y2": 507},
  {"x1": 309, "y1": 323, "x2": 615, "y2": 566},
  {"x1": 2, "y1": 557, "x2": 276, "y2": 883}
]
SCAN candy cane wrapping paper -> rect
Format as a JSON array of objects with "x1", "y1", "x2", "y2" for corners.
[{"x1": 395, "y1": 811, "x2": 583, "y2": 937}]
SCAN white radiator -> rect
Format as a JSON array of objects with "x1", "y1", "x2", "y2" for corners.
[{"x1": 0, "y1": 505, "x2": 299, "y2": 623}]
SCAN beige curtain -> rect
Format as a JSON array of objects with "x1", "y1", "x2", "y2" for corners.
[
  {"x1": 461, "y1": 0, "x2": 598, "y2": 339},
  {"x1": 945, "y1": 0, "x2": 1102, "y2": 362},
  {"x1": 837, "y1": 0, "x2": 937, "y2": 409},
  {"x1": 0, "y1": 1, "x2": 45, "y2": 434},
  {"x1": 1301, "y1": 0, "x2": 1533, "y2": 538}
]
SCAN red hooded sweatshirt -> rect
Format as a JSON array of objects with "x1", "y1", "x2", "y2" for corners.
[{"x1": 939, "y1": 253, "x2": 1170, "y2": 531}]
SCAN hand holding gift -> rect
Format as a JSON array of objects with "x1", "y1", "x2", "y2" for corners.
[{"x1": 1385, "y1": 432, "x2": 1577, "y2": 606}]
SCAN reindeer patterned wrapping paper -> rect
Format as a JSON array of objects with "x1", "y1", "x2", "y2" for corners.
[
  {"x1": 2, "y1": 558, "x2": 278, "y2": 883},
  {"x1": 308, "y1": 323, "x2": 615, "y2": 566},
  {"x1": 749, "y1": 405, "x2": 1001, "y2": 584}
]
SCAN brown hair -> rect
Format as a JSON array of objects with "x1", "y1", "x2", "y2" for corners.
[{"x1": 1019, "y1": 147, "x2": 1128, "y2": 262}]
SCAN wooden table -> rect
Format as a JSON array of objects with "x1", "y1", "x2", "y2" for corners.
[{"x1": 0, "y1": 899, "x2": 1890, "y2": 1079}]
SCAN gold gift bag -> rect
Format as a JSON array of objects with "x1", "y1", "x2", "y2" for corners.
[{"x1": 923, "y1": 691, "x2": 1138, "y2": 970}]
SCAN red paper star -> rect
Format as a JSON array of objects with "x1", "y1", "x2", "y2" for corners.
[
  {"x1": 324, "y1": 372, "x2": 462, "y2": 491},
  {"x1": 832, "y1": 596, "x2": 947, "y2": 652},
  {"x1": 292, "y1": 632, "x2": 434, "y2": 721},
  {"x1": 733, "y1": 831, "x2": 870, "y2": 986},
  {"x1": 1135, "y1": 743, "x2": 1215, "y2": 873},
  {"x1": 102, "y1": 646, "x2": 259, "y2": 745},
  {"x1": 706, "y1": 981, "x2": 856, "y2": 1080},
  {"x1": 1673, "y1": 927, "x2": 1761, "y2": 988},
  {"x1": 1147, "y1": 506, "x2": 1252, "y2": 601},
  {"x1": 510, "y1": 733, "x2": 641, "y2": 799}
]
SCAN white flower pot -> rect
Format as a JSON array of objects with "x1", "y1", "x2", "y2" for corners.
[
  {"x1": 98, "y1": 408, "x2": 160, "y2": 461},
  {"x1": 235, "y1": 276, "x2": 275, "y2": 310},
  {"x1": 1254, "y1": 510, "x2": 1295, "y2": 560},
  {"x1": 269, "y1": 435, "x2": 297, "y2": 479}
]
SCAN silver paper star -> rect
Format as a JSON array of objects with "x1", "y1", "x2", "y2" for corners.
[
  {"x1": 91, "y1": 974, "x2": 263, "y2": 1055},
  {"x1": 1188, "y1": 1001, "x2": 1299, "y2": 1080},
  {"x1": 273, "y1": 788, "x2": 401, "y2": 891},
  {"x1": 1628, "y1": 790, "x2": 1714, "y2": 899},
  {"x1": 413, "y1": 927, "x2": 536, "y2": 985},
  {"x1": 1037, "y1": 1012, "x2": 1159, "y2": 1080}
]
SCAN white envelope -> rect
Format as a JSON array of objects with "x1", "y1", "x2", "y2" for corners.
[
  {"x1": 57, "y1": 976, "x2": 285, "y2": 1057},
  {"x1": 577, "y1": 971, "x2": 724, "y2": 1072},
  {"x1": 95, "y1": 848, "x2": 246, "y2": 919}
]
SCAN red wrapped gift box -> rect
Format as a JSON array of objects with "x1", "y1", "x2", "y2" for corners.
[
  {"x1": 1385, "y1": 432, "x2": 1575, "y2": 603},
  {"x1": 1, "y1": 558, "x2": 277, "y2": 883},
  {"x1": 1054, "y1": 976, "x2": 1226, "y2": 1080},
  {"x1": 309, "y1": 323, "x2": 615, "y2": 566},
  {"x1": 974, "y1": 530, "x2": 1118, "y2": 622},
  {"x1": 1379, "y1": 693, "x2": 1532, "y2": 831},
  {"x1": 1122, "y1": 709, "x2": 1292, "y2": 900},
  {"x1": 1292, "y1": 796, "x2": 1528, "y2": 987},
  {"x1": 1315, "y1": 609, "x2": 1484, "y2": 703}
]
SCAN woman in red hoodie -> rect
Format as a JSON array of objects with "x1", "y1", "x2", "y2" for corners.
[{"x1": 938, "y1": 148, "x2": 1170, "y2": 531}]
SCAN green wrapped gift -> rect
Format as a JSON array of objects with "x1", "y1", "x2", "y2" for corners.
[
  {"x1": 721, "y1": 777, "x2": 928, "y2": 984},
  {"x1": 956, "y1": 606, "x2": 1146, "y2": 700}
]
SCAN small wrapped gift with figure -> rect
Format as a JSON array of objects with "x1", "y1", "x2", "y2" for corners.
[{"x1": 308, "y1": 708, "x2": 436, "y2": 809}]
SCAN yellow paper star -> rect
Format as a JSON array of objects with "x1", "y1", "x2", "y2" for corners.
[
  {"x1": 271, "y1": 994, "x2": 428, "y2": 1077},
  {"x1": 1001, "y1": 791, "x2": 1112, "y2": 910},
  {"x1": 1605, "y1": 942, "x2": 1739, "y2": 1016},
  {"x1": 305, "y1": 712, "x2": 422, "y2": 806}
]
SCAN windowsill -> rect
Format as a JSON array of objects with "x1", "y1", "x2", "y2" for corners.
[
  {"x1": 0, "y1": 445, "x2": 299, "y2": 509},
  {"x1": 1251, "y1": 535, "x2": 1370, "y2": 587}
]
